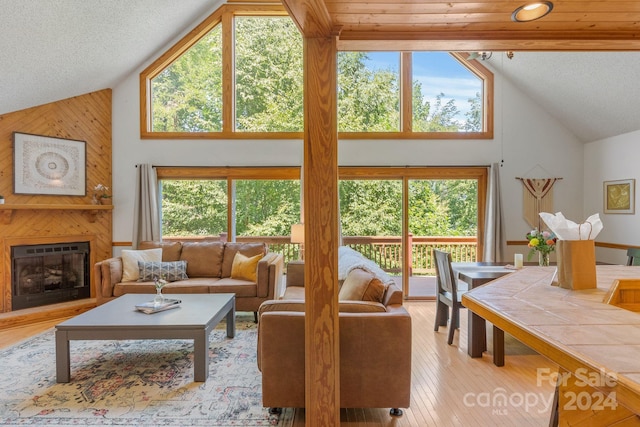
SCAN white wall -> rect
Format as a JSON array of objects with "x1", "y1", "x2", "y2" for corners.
[
  {"x1": 585, "y1": 129, "x2": 640, "y2": 265},
  {"x1": 111, "y1": 26, "x2": 585, "y2": 259}
]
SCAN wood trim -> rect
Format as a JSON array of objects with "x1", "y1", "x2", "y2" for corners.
[
  {"x1": 336, "y1": 38, "x2": 640, "y2": 52},
  {"x1": 476, "y1": 169, "x2": 488, "y2": 259},
  {"x1": 339, "y1": 166, "x2": 488, "y2": 179},
  {"x1": 400, "y1": 52, "x2": 412, "y2": 133},
  {"x1": 401, "y1": 177, "x2": 409, "y2": 296},
  {"x1": 141, "y1": 130, "x2": 493, "y2": 140},
  {"x1": 222, "y1": 11, "x2": 234, "y2": 134},
  {"x1": 303, "y1": 35, "x2": 340, "y2": 425},
  {"x1": 596, "y1": 242, "x2": 640, "y2": 250},
  {"x1": 507, "y1": 240, "x2": 640, "y2": 250},
  {"x1": 0, "y1": 299, "x2": 96, "y2": 330},
  {"x1": 282, "y1": 0, "x2": 336, "y2": 38},
  {"x1": 450, "y1": 52, "x2": 494, "y2": 139},
  {"x1": 155, "y1": 166, "x2": 299, "y2": 180}
]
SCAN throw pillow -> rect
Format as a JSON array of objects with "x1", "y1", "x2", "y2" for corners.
[
  {"x1": 230, "y1": 252, "x2": 263, "y2": 282},
  {"x1": 338, "y1": 268, "x2": 387, "y2": 303},
  {"x1": 121, "y1": 248, "x2": 162, "y2": 282},
  {"x1": 137, "y1": 260, "x2": 189, "y2": 282}
]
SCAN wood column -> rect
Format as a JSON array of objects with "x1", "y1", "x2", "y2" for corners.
[{"x1": 303, "y1": 35, "x2": 340, "y2": 426}]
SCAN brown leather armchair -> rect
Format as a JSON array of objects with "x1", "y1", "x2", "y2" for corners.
[{"x1": 257, "y1": 267, "x2": 412, "y2": 416}]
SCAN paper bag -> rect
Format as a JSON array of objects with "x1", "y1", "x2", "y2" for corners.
[{"x1": 556, "y1": 240, "x2": 597, "y2": 290}]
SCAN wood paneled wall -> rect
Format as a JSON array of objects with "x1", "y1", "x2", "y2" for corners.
[{"x1": 0, "y1": 89, "x2": 113, "y2": 312}]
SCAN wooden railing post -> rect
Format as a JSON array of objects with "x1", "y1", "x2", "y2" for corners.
[{"x1": 407, "y1": 232, "x2": 413, "y2": 276}]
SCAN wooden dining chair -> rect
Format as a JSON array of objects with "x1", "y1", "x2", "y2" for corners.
[
  {"x1": 626, "y1": 248, "x2": 640, "y2": 266},
  {"x1": 433, "y1": 249, "x2": 466, "y2": 345}
]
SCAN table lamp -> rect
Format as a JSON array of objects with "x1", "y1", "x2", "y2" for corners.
[{"x1": 290, "y1": 223, "x2": 305, "y2": 260}]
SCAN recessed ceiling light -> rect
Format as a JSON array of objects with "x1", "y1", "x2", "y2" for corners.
[{"x1": 512, "y1": 2, "x2": 554, "y2": 22}]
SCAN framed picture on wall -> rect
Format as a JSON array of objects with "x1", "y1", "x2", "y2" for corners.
[
  {"x1": 13, "y1": 132, "x2": 86, "y2": 196},
  {"x1": 604, "y1": 179, "x2": 635, "y2": 214}
]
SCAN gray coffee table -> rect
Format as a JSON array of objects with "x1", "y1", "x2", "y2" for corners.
[{"x1": 55, "y1": 293, "x2": 235, "y2": 383}]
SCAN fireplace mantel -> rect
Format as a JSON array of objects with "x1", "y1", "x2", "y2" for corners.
[{"x1": 0, "y1": 204, "x2": 112, "y2": 224}]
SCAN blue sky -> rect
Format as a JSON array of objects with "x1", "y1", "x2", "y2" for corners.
[{"x1": 363, "y1": 51, "x2": 481, "y2": 120}]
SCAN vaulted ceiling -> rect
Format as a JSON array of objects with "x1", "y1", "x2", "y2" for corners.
[{"x1": 2, "y1": 0, "x2": 640, "y2": 142}]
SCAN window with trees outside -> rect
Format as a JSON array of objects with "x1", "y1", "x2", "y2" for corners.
[
  {"x1": 140, "y1": 4, "x2": 493, "y2": 139},
  {"x1": 158, "y1": 166, "x2": 486, "y2": 299}
]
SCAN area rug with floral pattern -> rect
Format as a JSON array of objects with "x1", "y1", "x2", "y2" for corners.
[{"x1": 0, "y1": 315, "x2": 293, "y2": 427}]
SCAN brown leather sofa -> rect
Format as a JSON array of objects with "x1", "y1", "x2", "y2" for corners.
[
  {"x1": 257, "y1": 261, "x2": 412, "y2": 415},
  {"x1": 94, "y1": 240, "x2": 284, "y2": 316}
]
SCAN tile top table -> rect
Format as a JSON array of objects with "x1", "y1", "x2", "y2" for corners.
[
  {"x1": 462, "y1": 265, "x2": 640, "y2": 419},
  {"x1": 55, "y1": 293, "x2": 235, "y2": 383}
]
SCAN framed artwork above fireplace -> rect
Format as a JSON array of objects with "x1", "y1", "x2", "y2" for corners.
[{"x1": 13, "y1": 132, "x2": 86, "y2": 196}]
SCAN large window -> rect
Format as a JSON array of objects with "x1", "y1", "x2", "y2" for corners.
[
  {"x1": 338, "y1": 52, "x2": 400, "y2": 132},
  {"x1": 161, "y1": 180, "x2": 227, "y2": 237},
  {"x1": 156, "y1": 167, "x2": 300, "y2": 242},
  {"x1": 150, "y1": 25, "x2": 222, "y2": 133},
  {"x1": 411, "y1": 52, "x2": 484, "y2": 132},
  {"x1": 140, "y1": 4, "x2": 493, "y2": 139},
  {"x1": 235, "y1": 17, "x2": 303, "y2": 132}
]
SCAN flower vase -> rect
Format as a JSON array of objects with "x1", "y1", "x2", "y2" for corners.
[
  {"x1": 154, "y1": 280, "x2": 166, "y2": 304},
  {"x1": 154, "y1": 287, "x2": 164, "y2": 305},
  {"x1": 539, "y1": 252, "x2": 550, "y2": 267}
]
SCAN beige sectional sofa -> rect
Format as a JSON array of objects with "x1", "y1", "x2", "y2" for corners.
[
  {"x1": 94, "y1": 240, "x2": 284, "y2": 317},
  {"x1": 257, "y1": 249, "x2": 412, "y2": 415}
]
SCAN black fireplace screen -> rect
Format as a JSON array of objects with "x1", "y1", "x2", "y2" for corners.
[{"x1": 12, "y1": 241, "x2": 90, "y2": 310}]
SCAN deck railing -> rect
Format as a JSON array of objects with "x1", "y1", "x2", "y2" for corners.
[{"x1": 168, "y1": 234, "x2": 477, "y2": 276}]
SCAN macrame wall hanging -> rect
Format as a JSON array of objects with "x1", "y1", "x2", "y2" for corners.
[{"x1": 516, "y1": 167, "x2": 563, "y2": 230}]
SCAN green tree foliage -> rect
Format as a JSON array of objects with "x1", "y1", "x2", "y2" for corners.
[
  {"x1": 152, "y1": 26, "x2": 223, "y2": 132},
  {"x1": 409, "y1": 180, "x2": 478, "y2": 236},
  {"x1": 154, "y1": 15, "x2": 481, "y2": 239},
  {"x1": 235, "y1": 180, "x2": 300, "y2": 235},
  {"x1": 337, "y1": 52, "x2": 400, "y2": 132},
  {"x1": 463, "y1": 92, "x2": 482, "y2": 132},
  {"x1": 150, "y1": 15, "x2": 483, "y2": 134},
  {"x1": 339, "y1": 180, "x2": 402, "y2": 235},
  {"x1": 161, "y1": 180, "x2": 227, "y2": 236},
  {"x1": 235, "y1": 17, "x2": 303, "y2": 132},
  {"x1": 162, "y1": 178, "x2": 477, "y2": 239}
]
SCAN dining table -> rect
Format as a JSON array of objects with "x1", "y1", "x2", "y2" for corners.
[{"x1": 451, "y1": 262, "x2": 520, "y2": 366}]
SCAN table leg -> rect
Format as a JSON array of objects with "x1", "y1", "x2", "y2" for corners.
[
  {"x1": 492, "y1": 325, "x2": 505, "y2": 367},
  {"x1": 226, "y1": 300, "x2": 235, "y2": 338},
  {"x1": 55, "y1": 329, "x2": 70, "y2": 383},
  {"x1": 193, "y1": 329, "x2": 209, "y2": 382},
  {"x1": 467, "y1": 310, "x2": 487, "y2": 358}
]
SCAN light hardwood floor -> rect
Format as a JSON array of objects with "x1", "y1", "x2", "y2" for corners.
[{"x1": 0, "y1": 301, "x2": 558, "y2": 426}]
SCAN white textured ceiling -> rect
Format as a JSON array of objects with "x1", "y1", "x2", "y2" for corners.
[
  {"x1": 1, "y1": 1, "x2": 639, "y2": 143},
  {"x1": 485, "y1": 52, "x2": 640, "y2": 143},
  {"x1": 0, "y1": 0, "x2": 216, "y2": 115}
]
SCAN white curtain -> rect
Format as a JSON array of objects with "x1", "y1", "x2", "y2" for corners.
[
  {"x1": 483, "y1": 163, "x2": 506, "y2": 262},
  {"x1": 132, "y1": 164, "x2": 160, "y2": 248}
]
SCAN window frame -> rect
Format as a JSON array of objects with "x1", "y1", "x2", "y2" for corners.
[
  {"x1": 140, "y1": 4, "x2": 493, "y2": 140},
  {"x1": 156, "y1": 166, "x2": 300, "y2": 239}
]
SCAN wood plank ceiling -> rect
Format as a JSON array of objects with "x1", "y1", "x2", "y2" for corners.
[{"x1": 283, "y1": 0, "x2": 640, "y2": 51}]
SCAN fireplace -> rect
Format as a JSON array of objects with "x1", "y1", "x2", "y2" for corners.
[{"x1": 11, "y1": 241, "x2": 90, "y2": 310}]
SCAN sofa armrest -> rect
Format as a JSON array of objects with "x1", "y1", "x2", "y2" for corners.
[
  {"x1": 285, "y1": 260, "x2": 305, "y2": 288},
  {"x1": 256, "y1": 252, "x2": 284, "y2": 299},
  {"x1": 94, "y1": 257, "x2": 123, "y2": 305}
]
